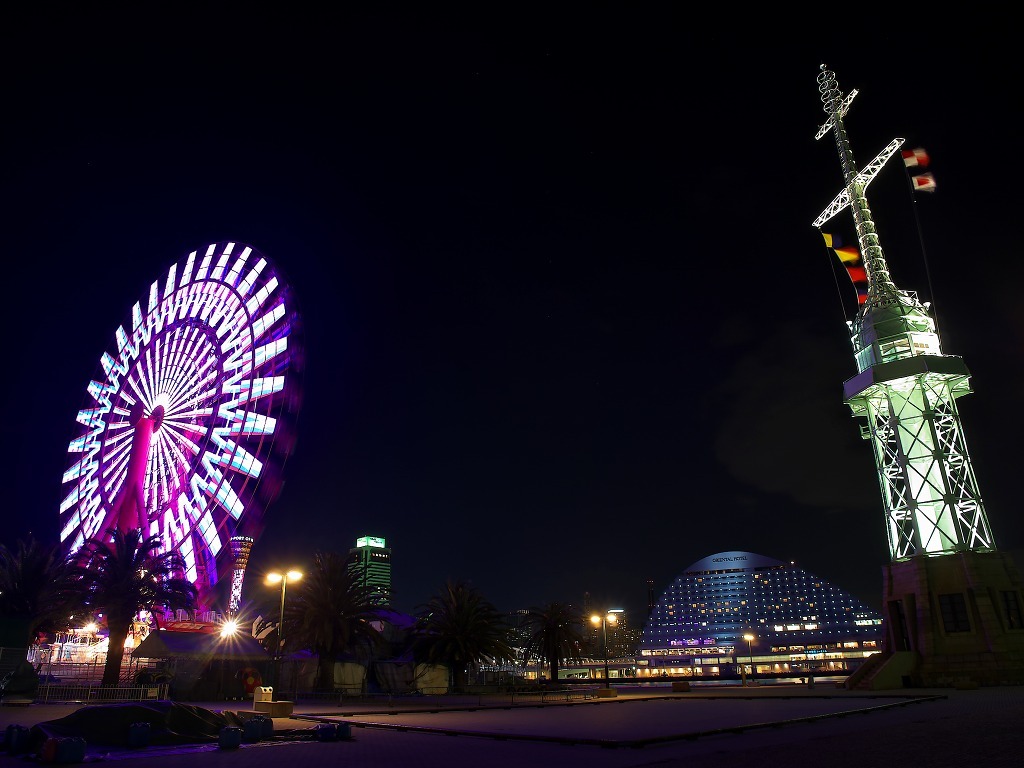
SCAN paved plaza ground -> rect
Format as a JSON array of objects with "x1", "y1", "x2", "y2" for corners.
[{"x1": 1, "y1": 683, "x2": 1021, "y2": 767}]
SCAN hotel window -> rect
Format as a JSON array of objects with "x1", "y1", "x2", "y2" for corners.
[{"x1": 938, "y1": 593, "x2": 971, "y2": 633}]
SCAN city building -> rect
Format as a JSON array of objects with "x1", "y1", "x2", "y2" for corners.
[
  {"x1": 346, "y1": 535, "x2": 392, "y2": 606},
  {"x1": 584, "y1": 607, "x2": 637, "y2": 660},
  {"x1": 636, "y1": 551, "x2": 884, "y2": 680}
]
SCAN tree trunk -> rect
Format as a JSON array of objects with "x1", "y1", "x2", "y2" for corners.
[
  {"x1": 317, "y1": 652, "x2": 337, "y2": 690},
  {"x1": 452, "y1": 664, "x2": 467, "y2": 691},
  {"x1": 102, "y1": 615, "x2": 132, "y2": 687},
  {"x1": 545, "y1": 639, "x2": 559, "y2": 685}
]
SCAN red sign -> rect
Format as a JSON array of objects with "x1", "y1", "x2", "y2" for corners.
[{"x1": 163, "y1": 621, "x2": 220, "y2": 634}]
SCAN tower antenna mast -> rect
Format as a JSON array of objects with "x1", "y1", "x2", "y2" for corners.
[{"x1": 813, "y1": 64, "x2": 995, "y2": 561}]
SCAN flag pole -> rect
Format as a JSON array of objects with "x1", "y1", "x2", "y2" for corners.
[
  {"x1": 902, "y1": 154, "x2": 941, "y2": 338},
  {"x1": 819, "y1": 231, "x2": 853, "y2": 326}
]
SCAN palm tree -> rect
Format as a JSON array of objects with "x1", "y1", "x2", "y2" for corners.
[
  {"x1": 0, "y1": 535, "x2": 81, "y2": 646},
  {"x1": 412, "y1": 579, "x2": 514, "y2": 691},
  {"x1": 519, "y1": 602, "x2": 585, "y2": 685},
  {"x1": 282, "y1": 551, "x2": 385, "y2": 690},
  {"x1": 70, "y1": 528, "x2": 197, "y2": 686}
]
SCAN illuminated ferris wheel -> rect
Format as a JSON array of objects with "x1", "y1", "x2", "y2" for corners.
[{"x1": 58, "y1": 242, "x2": 302, "y2": 612}]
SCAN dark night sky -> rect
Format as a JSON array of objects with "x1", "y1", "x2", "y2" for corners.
[{"x1": 3, "y1": 10, "x2": 1022, "y2": 621}]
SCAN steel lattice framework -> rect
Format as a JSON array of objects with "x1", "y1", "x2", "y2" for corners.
[
  {"x1": 59, "y1": 242, "x2": 302, "y2": 609},
  {"x1": 813, "y1": 65, "x2": 995, "y2": 562}
]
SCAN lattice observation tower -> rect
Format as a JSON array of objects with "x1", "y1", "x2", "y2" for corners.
[
  {"x1": 812, "y1": 65, "x2": 1024, "y2": 688},
  {"x1": 813, "y1": 65, "x2": 995, "y2": 563}
]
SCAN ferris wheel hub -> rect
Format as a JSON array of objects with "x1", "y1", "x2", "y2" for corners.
[{"x1": 149, "y1": 404, "x2": 165, "y2": 432}]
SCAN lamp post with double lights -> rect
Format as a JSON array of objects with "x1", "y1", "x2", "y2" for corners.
[
  {"x1": 743, "y1": 633, "x2": 755, "y2": 685},
  {"x1": 266, "y1": 569, "x2": 302, "y2": 690},
  {"x1": 590, "y1": 610, "x2": 618, "y2": 693}
]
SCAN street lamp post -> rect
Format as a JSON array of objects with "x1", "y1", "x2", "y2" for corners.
[
  {"x1": 743, "y1": 633, "x2": 755, "y2": 685},
  {"x1": 266, "y1": 569, "x2": 302, "y2": 692},
  {"x1": 590, "y1": 611, "x2": 618, "y2": 691}
]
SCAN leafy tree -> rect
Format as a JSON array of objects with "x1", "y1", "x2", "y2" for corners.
[
  {"x1": 0, "y1": 535, "x2": 81, "y2": 645},
  {"x1": 282, "y1": 551, "x2": 385, "y2": 690},
  {"x1": 412, "y1": 579, "x2": 514, "y2": 690},
  {"x1": 519, "y1": 602, "x2": 585, "y2": 684},
  {"x1": 71, "y1": 528, "x2": 197, "y2": 686}
]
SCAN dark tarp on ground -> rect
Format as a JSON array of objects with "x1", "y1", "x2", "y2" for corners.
[
  {"x1": 28, "y1": 701, "x2": 316, "y2": 749},
  {"x1": 131, "y1": 630, "x2": 269, "y2": 661}
]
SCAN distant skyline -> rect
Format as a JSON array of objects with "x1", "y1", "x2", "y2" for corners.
[{"x1": 3, "y1": 12, "x2": 1022, "y2": 621}]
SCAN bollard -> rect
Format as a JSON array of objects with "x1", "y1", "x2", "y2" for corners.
[
  {"x1": 314, "y1": 723, "x2": 338, "y2": 741},
  {"x1": 219, "y1": 726, "x2": 243, "y2": 749},
  {"x1": 243, "y1": 715, "x2": 268, "y2": 742},
  {"x1": 259, "y1": 715, "x2": 274, "y2": 739},
  {"x1": 4, "y1": 724, "x2": 31, "y2": 755},
  {"x1": 39, "y1": 736, "x2": 86, "y2": 764}
]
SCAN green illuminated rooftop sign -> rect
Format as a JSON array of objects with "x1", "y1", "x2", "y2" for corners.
[{"x1": 356, "y1": 536, "x2": 386, "y2": 548}]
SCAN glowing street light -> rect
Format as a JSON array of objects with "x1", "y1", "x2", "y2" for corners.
[
  {"x1": 743, "y1": 633, "x2": 755, "y2": 684},
  {"x1": 590, "y1": 611, "x2": 619, "y2": 688},
  {"x1": 266, "y1": 569, "x2": 302, "y2": 689}
]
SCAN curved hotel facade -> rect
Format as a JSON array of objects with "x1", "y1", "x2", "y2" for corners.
[{"x1": 636, "y1": 551, "x2": 884, "y2": 680}]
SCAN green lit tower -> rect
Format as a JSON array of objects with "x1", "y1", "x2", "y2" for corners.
[
  {"x1": 813, "y1": 64, "x2": 1024, "y2": 687},
  {"x1": 347, "y1": 535, "x2": 392, "y2": 606}
]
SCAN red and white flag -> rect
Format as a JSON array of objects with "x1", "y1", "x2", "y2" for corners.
[
  {"x1": 911, "y1": 172, "x2": 937, "y2": 192},
  {"x1": 902, "y1": 147, "x2": 930, "y2": 168}
]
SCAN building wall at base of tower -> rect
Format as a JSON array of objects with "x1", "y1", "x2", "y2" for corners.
[{"x1": 882, "y1": 550, "x2": 1024, "y2": 687}]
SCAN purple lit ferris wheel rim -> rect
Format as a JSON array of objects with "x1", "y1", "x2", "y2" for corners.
[{"x1": 58, "y1": 242, "x2": 301, "y2": 605}]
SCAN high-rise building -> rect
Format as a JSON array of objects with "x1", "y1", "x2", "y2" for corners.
[
  {"x1": 347, "y1": 535, "x2": 392, "y2": 606},
  {"x1": 582, "y1": 603, "x2": 636, "y2": 659}
]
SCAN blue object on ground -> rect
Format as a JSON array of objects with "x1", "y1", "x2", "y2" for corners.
[
  {"x1": 314, "y1": 723, "x2": 337, "y2": 741},
  {"x1": 218, "y1": 726, "x2": 242, "y2": 749},
  {"x1": 4, "y1": 724, "x2": 31, "y2": 754},
  {"x1": 258, "y1": 714, "x2": 274, "y2": 739},
  {"x1": 40, "y1": 735, "x2": 86, "y2": 763},
  {"x1": 242, "y1": 717, "x2": 265, "y2": 742}
]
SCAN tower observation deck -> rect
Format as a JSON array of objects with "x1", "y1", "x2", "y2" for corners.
[
  {"x1": 812, "y1": 65, "x2": 1024, "y2": 688},
  {"x1": 813, "y1": 65, "x2": 995, "y2": 563}
]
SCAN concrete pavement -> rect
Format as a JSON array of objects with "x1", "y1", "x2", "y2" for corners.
[{"x1": 1, "y1": 683, "x2": 1022, "y2": 767}]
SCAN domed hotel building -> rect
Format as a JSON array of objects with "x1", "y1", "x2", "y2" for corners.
[{"x1": 637, "y1": 551, "x2": 884, "y2": 680}]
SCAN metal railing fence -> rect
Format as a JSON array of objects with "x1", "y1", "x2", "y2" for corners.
[
  {"x1": 1, "y1": 646, "x2": 166, "y2": 702},
  {"x1": 34, "y1": 683, "x2": 170, "y2": 703}
]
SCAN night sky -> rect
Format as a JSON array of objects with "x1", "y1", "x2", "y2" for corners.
[{"x1": 3, "y1": 11, "x2": 1022, "y2": 622}]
